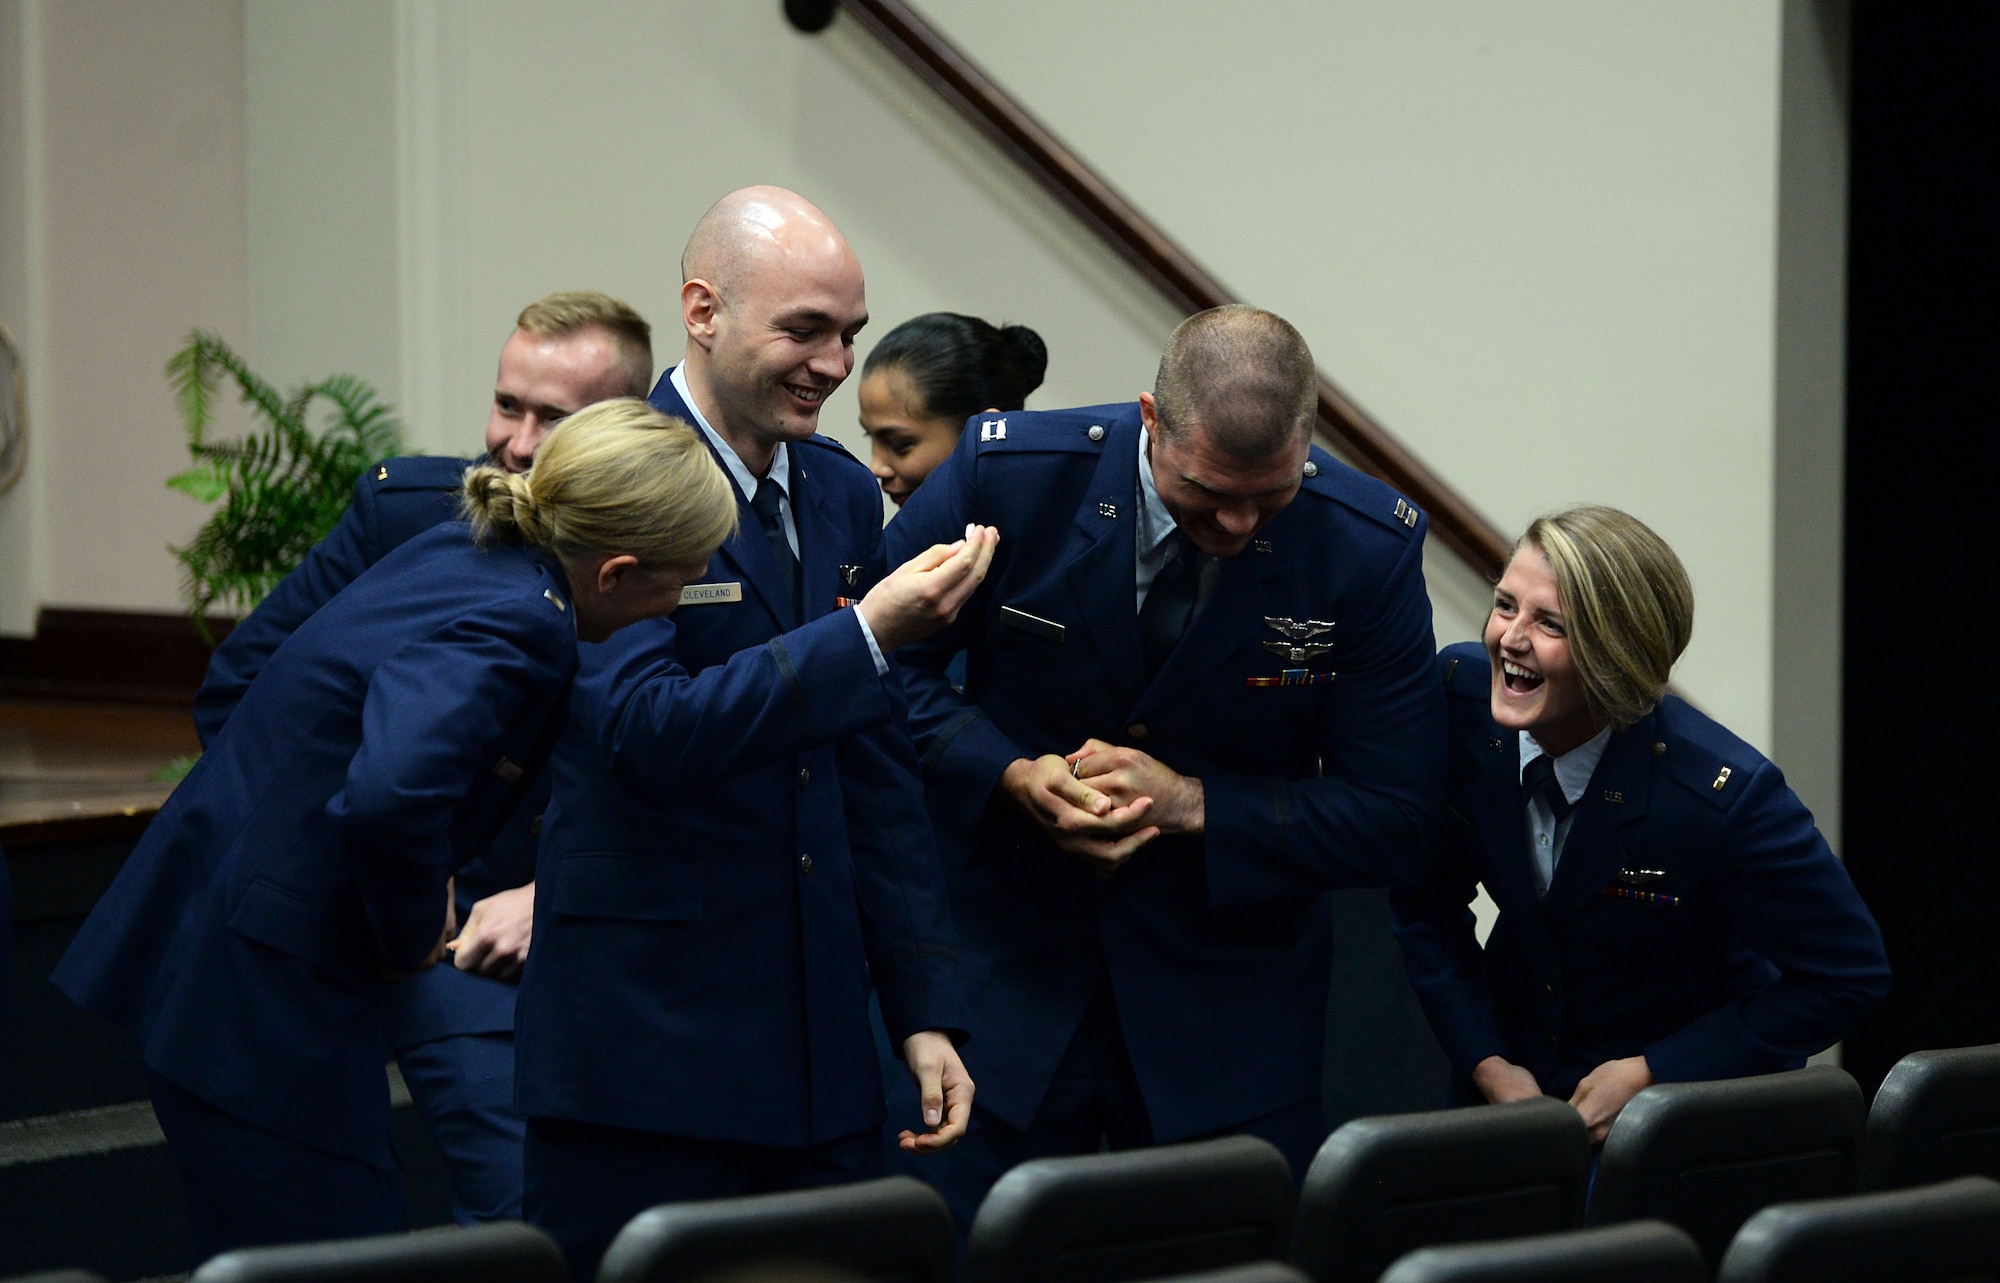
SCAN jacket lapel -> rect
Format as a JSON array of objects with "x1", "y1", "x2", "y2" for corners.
[
  {"x1": 1463, "y1": 731, "x2": 1542, "y2": 913},
  {"x1": 1542, "y1": 715, "x2": 1656, "y2": 920},
  {"x1": 1131, "y1": 545, "x2": 1283, "y2": 721},
  {"x1": 1062, "y1": 422, "x2": 1145, "y2": 711},
  {"x1": 791, "y1": 456, "x2": 842, "y2": 623}
]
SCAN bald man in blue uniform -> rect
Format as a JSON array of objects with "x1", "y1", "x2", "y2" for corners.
[
  {"x1": 884, "y1": 306, "x2": 1448, "y2": 1231},
  {"x1": 190, "y1": 291, "x2": 653, "y2": 1224},
  {"x1": 514, "y1": 187, "x2": 991, "y2": 1282}
]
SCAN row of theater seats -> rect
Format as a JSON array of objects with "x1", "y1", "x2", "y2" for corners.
[{"x1": 13, "y1": 1043, "x2": 2000, "y2": 1283}]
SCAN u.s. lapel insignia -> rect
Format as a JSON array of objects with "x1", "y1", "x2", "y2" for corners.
[
  {"x1": 1098, "y1": 500, "x2": 1117, "y2": 519},
  {"x1": 1253, "y1": 539, "x2": 1273, "y2": 554},
  {"x1": 838, "y1": 565, "x2": 862, "y2": 588}
]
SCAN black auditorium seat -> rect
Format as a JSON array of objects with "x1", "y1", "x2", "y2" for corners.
[
  {"x1": 963, "y1": 1135, "x2": 1295, "y2": 1283},
  {"x1": 1290, "y1": 1097, "x2": 1591, "y2": 1283},
  {"x1": 1715, "y1": 1174, "x2": 2000, "y2": 1283},
  {"x1": 1859, "y1": 1043, "x2": 2000, "y2": 1190},
  {"x1": 1587, "y1": 1065, "x2": 1866, "y2": 1270},
  {"x1": 189, "y1": 1222, "x2": 566, "y2": 1283},
  {"x1": 1376, "y1": 1221, "x2": 1706, "y2": 1283},
  {"x1": 597, "y1": 1176, "x2": 954, "y2": 1283}
]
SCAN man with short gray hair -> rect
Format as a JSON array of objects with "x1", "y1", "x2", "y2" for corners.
[{"x1": 885, "y1": 303, "x2": 1448, "y2": 1230}]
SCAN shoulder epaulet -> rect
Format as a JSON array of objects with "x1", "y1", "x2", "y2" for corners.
[
  {"x1": 1296, "y1": 446, "x2": 1423, "y2": 538},
  {"x1": 972, "y1": 403, "x2": 1133, "y2": 456},
  {"x1": 368, "y1": 455, "x2": 473, "y2": 493},
  {"x1": 1438, "y1": 641, "x2": 1489, "y2": 701},
  {"x1": 1649, "y1": 697, "x2": 1761, "y2": 809},
  {"x1": 798, "y1": 433, "x2": 860, "y2": 463}
]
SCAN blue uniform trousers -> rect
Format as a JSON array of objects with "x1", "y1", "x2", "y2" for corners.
[
  {"x1": 148, "y1": 1070, "x2": 405, "y2": 1268},
  {"x1": 902, "y1": 983, "x2": 1327, "y2": 1245},
  {"x1": 394, "y1": 1031, "x2": 524, "y2": 1223},
  {"x1": 525, "y1": 1118, "x2": 880, "y2": 1282}
]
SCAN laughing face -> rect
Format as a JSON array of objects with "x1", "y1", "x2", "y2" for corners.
[
  {"x1": 696, "y1": 245, "x2": 868, "y2": 455},
  {"x1": 1485, "y1": 543, "x2": 1606, "y2": 756}
]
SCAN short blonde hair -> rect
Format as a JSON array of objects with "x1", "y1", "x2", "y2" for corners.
[
  {"x1": 516, "y1": 290, "x2": 653, "y2": 397},
  {"x1": 1518, "y1": 504, "x2": 1694, "y2": 730},
  {"x1": 461, "y1": 398, "x2": 737, "y2": 569}
]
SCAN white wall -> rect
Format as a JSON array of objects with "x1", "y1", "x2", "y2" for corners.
[{"x1": 0, "y1": 0, "x2": 251, "y2": 624}]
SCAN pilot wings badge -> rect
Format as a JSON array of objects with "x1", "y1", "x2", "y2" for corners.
[{"x1": 1263, "y1": 617, "x2": 1336, "y2": 666}]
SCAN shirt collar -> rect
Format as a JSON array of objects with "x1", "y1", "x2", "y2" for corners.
[
  {"x1": 1519, "y1": 726, "x2": 1613, "y2": 804},
  {"x1": 671, "y1": 363, "x2": 788, "y2": 505},
  {"x1": 1135, "y1": 424, "x2": 1178, "y2": 557}
]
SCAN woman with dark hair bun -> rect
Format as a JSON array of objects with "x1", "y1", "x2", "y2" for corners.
[{"x1": 858, "y1": 311, "x2": 1048, "y2": 506}]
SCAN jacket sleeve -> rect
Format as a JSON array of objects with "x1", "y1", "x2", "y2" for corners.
[
  {"x1": 1389, "y1": 829, "x2": 1512, "y2": 1085},
  {"x1": 330, "y1": 599, "x2": 573, "y2": 974},
  {"x1": 883, "y1": 427, "x2": 1029, "y2": 837},
  {"x1": 579, "y1": 599, "x2": 897, "y2": 809},
  {"x1": 1642, "y1": 760, "x2": 1891, "y2": 1081},
  {"x1": 1202, "y1": 517, "x2": 1449, "y2": 905},
  {"x1": 193, "y1": 482, "x2": 378, "y2": 746}
]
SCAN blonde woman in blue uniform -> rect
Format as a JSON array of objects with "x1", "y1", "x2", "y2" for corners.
[
  {"x1": 1391, "y1": 505, "x2": 1889, "y2": 1141},
  {"x1": 52, "y1": 399, "x2": 738, "y2": 1265}
]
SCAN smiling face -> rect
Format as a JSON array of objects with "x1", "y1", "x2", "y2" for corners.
[
  {"x1": 858, "y1": 367, "x2": 961, "y2": 505},
  {"x1": 1139, "y1": 392, "x2": 1308, "y2": 559},
  {"x1": 483, "y1": 326, "x2": 635, "y2": 473},
  {"x1": 682, "y1": 237, "x2": 867, "y2": 469},
  {"x1": 1485, "y1": 543, "x2": 1607, "y2": 756}
]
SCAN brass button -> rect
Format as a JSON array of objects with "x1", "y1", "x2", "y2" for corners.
[
  {"x1": 1127, "y1": 723, "x2": 1150, "y2": 741},
  {"x1": 798, "y1": 768, "x2": 811, "y2": 790},
  {"x1": 799, "y1": 853, "x2": 813, "y2": 875}
]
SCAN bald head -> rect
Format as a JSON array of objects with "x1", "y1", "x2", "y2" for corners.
[
  {"x1": 677, "y1": 186, "x2": 869, "y2": 471},
  {"x1": 682, "y1": 186, "x2": 856, "y2": 296},
  {"x1": 1151, "y1": 305, "x2": 1317, "y2": 460}
]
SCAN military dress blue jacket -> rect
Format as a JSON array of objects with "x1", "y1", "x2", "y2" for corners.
[
  {"x1": 1390, "y1": 643, "x2": 1891, "y2": 1102},
  {"x1": 884, "y1": 404, "x2": 1447, "y2": 1141},
  {"x1": 512, "y1": 375, "x2": 966, "y2": 1149},
  {"x1": 191, "y1": 455, "x2": 534, "y2": 1051},
  {"x1": 53, "y1": 526, "x2": 578, "y2": 1168}
]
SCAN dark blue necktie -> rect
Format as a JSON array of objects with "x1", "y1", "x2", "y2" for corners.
[
  {"x1": 750, "y1": 476, "x2": 799, "y2": 621},
  {"x1": 1522, "y1": 752, "x2": 1574, "y2": 822},
  {"x1": 1140, "y1": 530, "x2": 1203, "y2": 681}
]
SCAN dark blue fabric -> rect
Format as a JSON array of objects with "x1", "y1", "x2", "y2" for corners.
[
  {"x1": 914, "y1": 982, "x2": 1324, "y2": 1244},
  {"x1": 524, "y1": 1116, "x2": 880, "y2": 1283},
  {"x1": 1390, "y1": 643, "x2": 1891, "y2": 1101},
  {"x1": 393, "y1": 1030, "x2": 524, "y2": 1223},
  {"x1": 515, "y1": 373, "x2": 965, "y2": 1160},
  {"x1": 147, "y1": 1068, "x2": 406, "y2": 1267},
  {"x1": 884, "y1": 403, "x2": 1446, "y2": 1144},
  {"x1": 54, "y1": 526, "x2": 576, "y2": 1172}
]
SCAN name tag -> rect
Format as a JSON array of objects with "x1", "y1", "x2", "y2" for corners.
[{"x1": 679, "y1": 582, "x2": 743, "y2": 606}]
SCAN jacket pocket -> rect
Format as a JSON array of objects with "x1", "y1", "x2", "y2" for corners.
[
  {"x1": 552, "y1": 853, "x2": 702, "y2": 922},
  {"x1": 228, "y1": 877, "x2": 366, "y2": 978}
]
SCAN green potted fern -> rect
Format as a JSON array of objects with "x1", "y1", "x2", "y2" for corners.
[{"x1": 165, "y1": 331, "x2": 404, "y2": 641}]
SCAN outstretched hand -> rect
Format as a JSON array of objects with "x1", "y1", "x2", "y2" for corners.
[{"x1": 858, "y1": 525, "x2": 999, "y2": 651}]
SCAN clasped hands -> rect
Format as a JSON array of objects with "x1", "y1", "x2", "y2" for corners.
[
  {"x1": 1000, "y1": 737, "x2": 1205, "y2": 874},
  {"x1": 1471, "y1": 1052, "x2": 1653, "y2": 1144}
]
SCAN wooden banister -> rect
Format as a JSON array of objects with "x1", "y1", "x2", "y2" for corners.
[{"x1": 827, "y1": 0, "x2": 1512, "y2": 577}]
